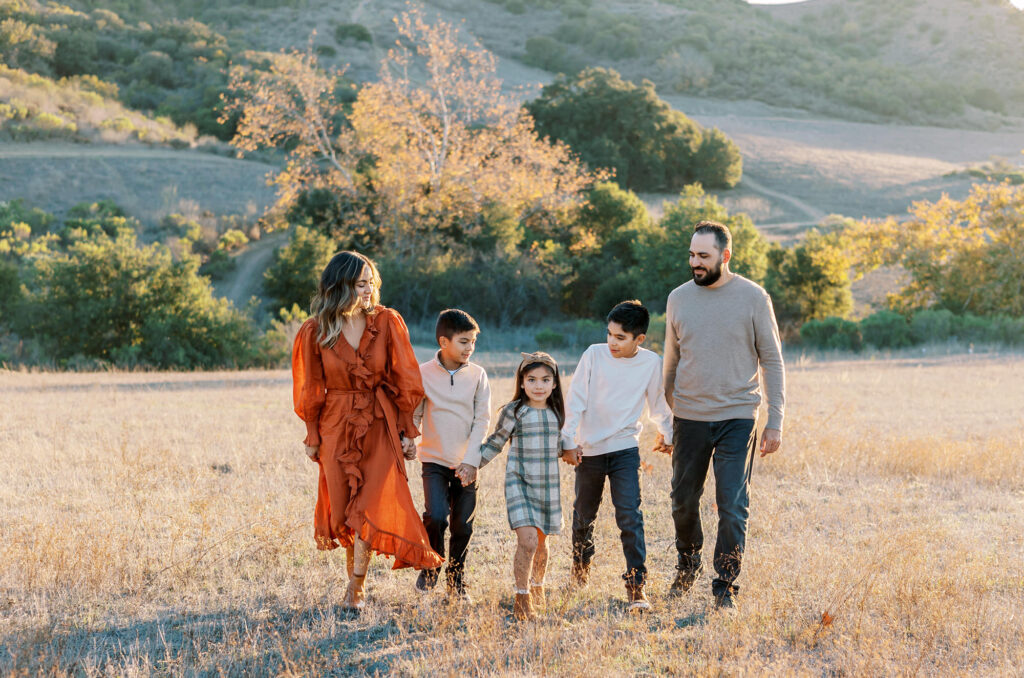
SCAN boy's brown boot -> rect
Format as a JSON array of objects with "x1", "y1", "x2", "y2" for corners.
[
  {"x1": 570, "y1": 561, "x2": 590, "y2": 588},
  {"x1": 512, "y1": 592, "x2": 536, "y2": 621},
  {"x1": 626, "y1": 583, "x2": 652, "y2": 613},
  {"x1": 530, "y1": 583, "x2": 546, "y2": 610}
]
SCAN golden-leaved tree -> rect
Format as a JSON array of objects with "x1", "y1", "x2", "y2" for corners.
[
  {"x1": 223, "y1": 8, "x2": 592, "y2": 260},
  {"x1": 845, "y1": 182, "x2": 1024, "y2": 317}
]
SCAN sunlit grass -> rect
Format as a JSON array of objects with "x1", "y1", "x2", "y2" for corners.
[{"x1": 1, "y1": 355, "x2": 1022, "y2": 674}]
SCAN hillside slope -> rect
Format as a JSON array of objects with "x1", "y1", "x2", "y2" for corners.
[{"x1": 0, "y1": 144, "x2": 276, "y2": 225}]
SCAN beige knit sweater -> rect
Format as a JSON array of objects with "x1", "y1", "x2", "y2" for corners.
[
  {"x1": 413, "y1": 353, "x2": 492, "y2": 468},
  {"x1": 663, "y1": 275, "x2": 786, "y2": 431}
]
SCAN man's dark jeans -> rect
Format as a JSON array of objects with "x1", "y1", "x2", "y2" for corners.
[
  {"x1": 572, "y1": 447, "x2": 647, "y2": 587},
  {"x1": 421, "y1": 462, "x2": 477, "y2": 585},
  {"x1": 671, "y1": 418, "x2": 756, "y2": 598}
]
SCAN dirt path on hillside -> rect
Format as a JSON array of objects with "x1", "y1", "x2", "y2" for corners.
[{"x1": 215, "y1": 230, "x2": 288, "y2": 308}]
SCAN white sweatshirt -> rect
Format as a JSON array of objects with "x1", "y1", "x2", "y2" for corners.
[
  {"x1": 561, "y1": 344, "x2": 674, "y2": 456},
  {"x1": 413, "y1": 352, "x2": 492, "y2": 468}
]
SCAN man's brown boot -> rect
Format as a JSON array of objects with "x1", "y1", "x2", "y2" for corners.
[
  {"x1": 626, "y1": 582, "x2": 652, "y2": 612},
  {"x1": 512, "y1": 592, "x2": 536, "y2": 621}
]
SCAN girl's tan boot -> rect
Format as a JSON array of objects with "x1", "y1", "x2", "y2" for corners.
[{"x1": 512, "y1": 591, "x2": 535, "y2": 621}]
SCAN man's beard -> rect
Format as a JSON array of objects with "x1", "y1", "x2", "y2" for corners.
[{"x1": 691, "y1": 260, "x2": 723, "y2": 287}]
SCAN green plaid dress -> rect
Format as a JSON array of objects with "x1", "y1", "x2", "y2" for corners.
[{"x1": 478, "y1": 401, "x2": 562, "y2": 535}]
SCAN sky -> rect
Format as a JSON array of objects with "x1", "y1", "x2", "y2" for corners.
[{"x1": 749, "y1": 0, "x2": 1024, "y2": 6}]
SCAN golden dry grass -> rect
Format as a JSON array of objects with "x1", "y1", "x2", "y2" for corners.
[{"x1": 1, "y1": 354, "x2": 1023, "y2": 675}]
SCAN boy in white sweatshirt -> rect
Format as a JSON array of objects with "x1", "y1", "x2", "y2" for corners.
[
  {"x1": 413, "y1": 309, "x2": 491, "y2": 601},
  {"x1": 561, "y1": 300, "x2": 673, "y2": 611}
]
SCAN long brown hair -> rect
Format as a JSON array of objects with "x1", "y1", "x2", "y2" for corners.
[
  {"x1": 310, "y1": 251, "x2": 382, "y2": 348},
  {"x1": 511, "y1": 353, "x2": 565, "y2": 427}
]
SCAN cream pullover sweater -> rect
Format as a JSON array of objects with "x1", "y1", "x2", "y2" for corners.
[
  {"x1": 561, "y1": 344, "x2": 674, "y2": 456},
  {"x1": 663, "y1": 275, "x2": 786, "y2": 431},
  {"x1": 413, "y1": 353, "x2": 492, "y2": 468}
]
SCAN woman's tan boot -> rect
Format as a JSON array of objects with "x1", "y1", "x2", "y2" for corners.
[
  {"x1": 345, "y1": 544, "x2": 355, "y2": 579},
  {"x1": 512, "y1": 591, "x2": 535, "y2": 621},
  {"x1": 343, "y1": 573, "x2": 366, "y2": 610}
]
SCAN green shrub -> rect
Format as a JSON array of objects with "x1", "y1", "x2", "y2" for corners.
[
  {"x1": 799, "y1": 316, "x2": 863, "y2": 352},
  {"x1": 523, "y1": 36, "x2": 577, "y2": 73},
  {"x1": 217, "y1": 228, "x2": 249, "y2": 252},
  {"x1": 860, "y1": 310, "x2": 912, "y2": 349},
  {"x1": 909, "y1": 308, "x2": 955, "y2": 343},
  {"x1": 18, "y1": 228, "x2": 254, "y2": 368},
  {"x1": 315, "y1": 44, "x2": 336, "y2": 57},
  {"x1": 334, "y1": 23, "x2": 372, "y2": 44},
  {"x1": 199, "y1": 247, "x2": 235, "y2": 280},
  {"x1": 263, "y1": 225, "x2": 336, "y2": 312},
  {"x1": 527, "y1": 68, "x2": 741, "y2": 191},
  {"x1": 535, "y1": 328, "x2": 566, "y2": 349}
]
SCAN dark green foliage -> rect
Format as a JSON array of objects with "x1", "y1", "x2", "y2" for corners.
[
  {"x1": 801, "y1": 310, "x2": 1024, "y2": 352},
  {"x1": 859, "y1": 310, "x2": 913, "y2": 349},
  {"x1": 693, "y1": 128, "x2": 742, "y2": 189},
  {"x1": 0, "y1": 259, "x2": 20, "y2": 324},
  {"x1": 534, "y1": 328, "x2": 566, "y2": 348},
  {"x1": 379, "y1": 252, "x2": 559, "y2": 328},
  {"x1": 523, "y1": 36, "x2": 580, "y2": 74},
  {"x1": 334, "y1": 23, "x2": 372, "y2": 44},
  {"x1": 18, "y1": 227, "x2": 254, "y2": 368},
  {"x1": 526, "y1": 68, "x2": 741, "y2": 191},
  {"x1": 199, "y1": 247, "x2": 235, "y2": 280},
  {"x1": 799, "y1": 317, "x2": 863, "y2": 352},
  {"x1": 1, "y1": 4, "x2": 240, "y2": 138},
  {"x1": 263, "y1": 225, "x2": 337, "y2": 312},
  {"x1": 909, "y1": 308, "x2": 956, "y2": 344}
]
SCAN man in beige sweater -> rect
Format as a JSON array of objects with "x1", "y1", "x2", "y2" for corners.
[{"x1": 663, "y1": 220, "x2": 785, "y2": 612}]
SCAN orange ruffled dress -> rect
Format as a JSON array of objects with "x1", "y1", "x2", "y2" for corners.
[{"x1": 292, "y1": 306, "x2": 443, "y2": 570}]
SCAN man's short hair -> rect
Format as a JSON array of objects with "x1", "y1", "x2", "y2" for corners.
[
  {"x1": 435, "y1": 308, "x2": 480, "y2": 344},
  {"x1": 694, "y1": 220, "x2": 732, "y2": 253},
  {"x1": 607, "y1": 300, "x2": 650, "y2": 337}
]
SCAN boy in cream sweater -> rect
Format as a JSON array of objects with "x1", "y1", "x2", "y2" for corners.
[
  {"x1": 561, "y1": 300, "x2": 674, "y2": 612},
  {"x1": 413, "y1": 309, "x2": 491, "y2": 601}
]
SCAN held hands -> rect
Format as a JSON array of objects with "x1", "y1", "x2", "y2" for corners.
[
  {"x1": 304, "y1": 445, "x2": 319, "y2": 462},
  {"x1": 653, "y1": 433, "x2": 672, "y2": 455},
  {"x1": 560, "y1": 447, "x2": 582, "y2": 467},
  {"x1": 760, "y1": 428, "x2": 782, "y2": 457},
  {"x1": 454, "y1": 463, "x2": 477, "y2": 487},
  {"x1": 401, "y1": 436, "x2": 417, "y2": 460}
]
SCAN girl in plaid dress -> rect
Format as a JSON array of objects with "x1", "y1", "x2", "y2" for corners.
[{"x1": 457, "y1": 352, "x2": 577, "y2": 621}]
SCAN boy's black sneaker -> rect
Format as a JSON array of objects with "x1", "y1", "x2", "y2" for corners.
[
  {"x1": 668, "y1": 567, "x2": 702, "y2": 597},
  {"x1": 415, "y1": 568, "x2": 439, "y2": 592}
]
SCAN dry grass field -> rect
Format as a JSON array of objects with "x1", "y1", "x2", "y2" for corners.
[{"x1": 2, "y1": 353, "x2": 1023, "y2": 676}]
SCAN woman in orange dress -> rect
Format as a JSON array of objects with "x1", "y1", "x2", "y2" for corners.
[{"x1": 292, "y1": 250, "x2": 443, "y2": 609}]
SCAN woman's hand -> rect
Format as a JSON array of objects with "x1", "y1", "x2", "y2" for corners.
[
  {"x1": 305, "y1": 445, "x2": 320, "y2": 462},
  {"x1": 560, "y1": 447, "x2": 582, "y2": 466},
  {"x1": 455, "y1": 463, "x2": 477, "y2": 486},
  {"x1": 401, "y1": 436, "x2": 417, "y2": 460}
]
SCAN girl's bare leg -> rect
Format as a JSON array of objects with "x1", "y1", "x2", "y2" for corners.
[
  {"x1": 513, "y1": 527, "x2": 539, "y2": 590},
  {"x1": 530, "y1": 529, "x2": 548, "y2": 584}
]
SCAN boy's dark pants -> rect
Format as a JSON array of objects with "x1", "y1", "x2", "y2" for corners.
[
  {"x1": 671, "y1": 417, "x2": 756, "y2": 598},
  {"x1": 572, "y1": 447, "x2": 647, "y2": 587},
  {"x1": 421, "y1": 462, "x2": 477, "y2": 585}
]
